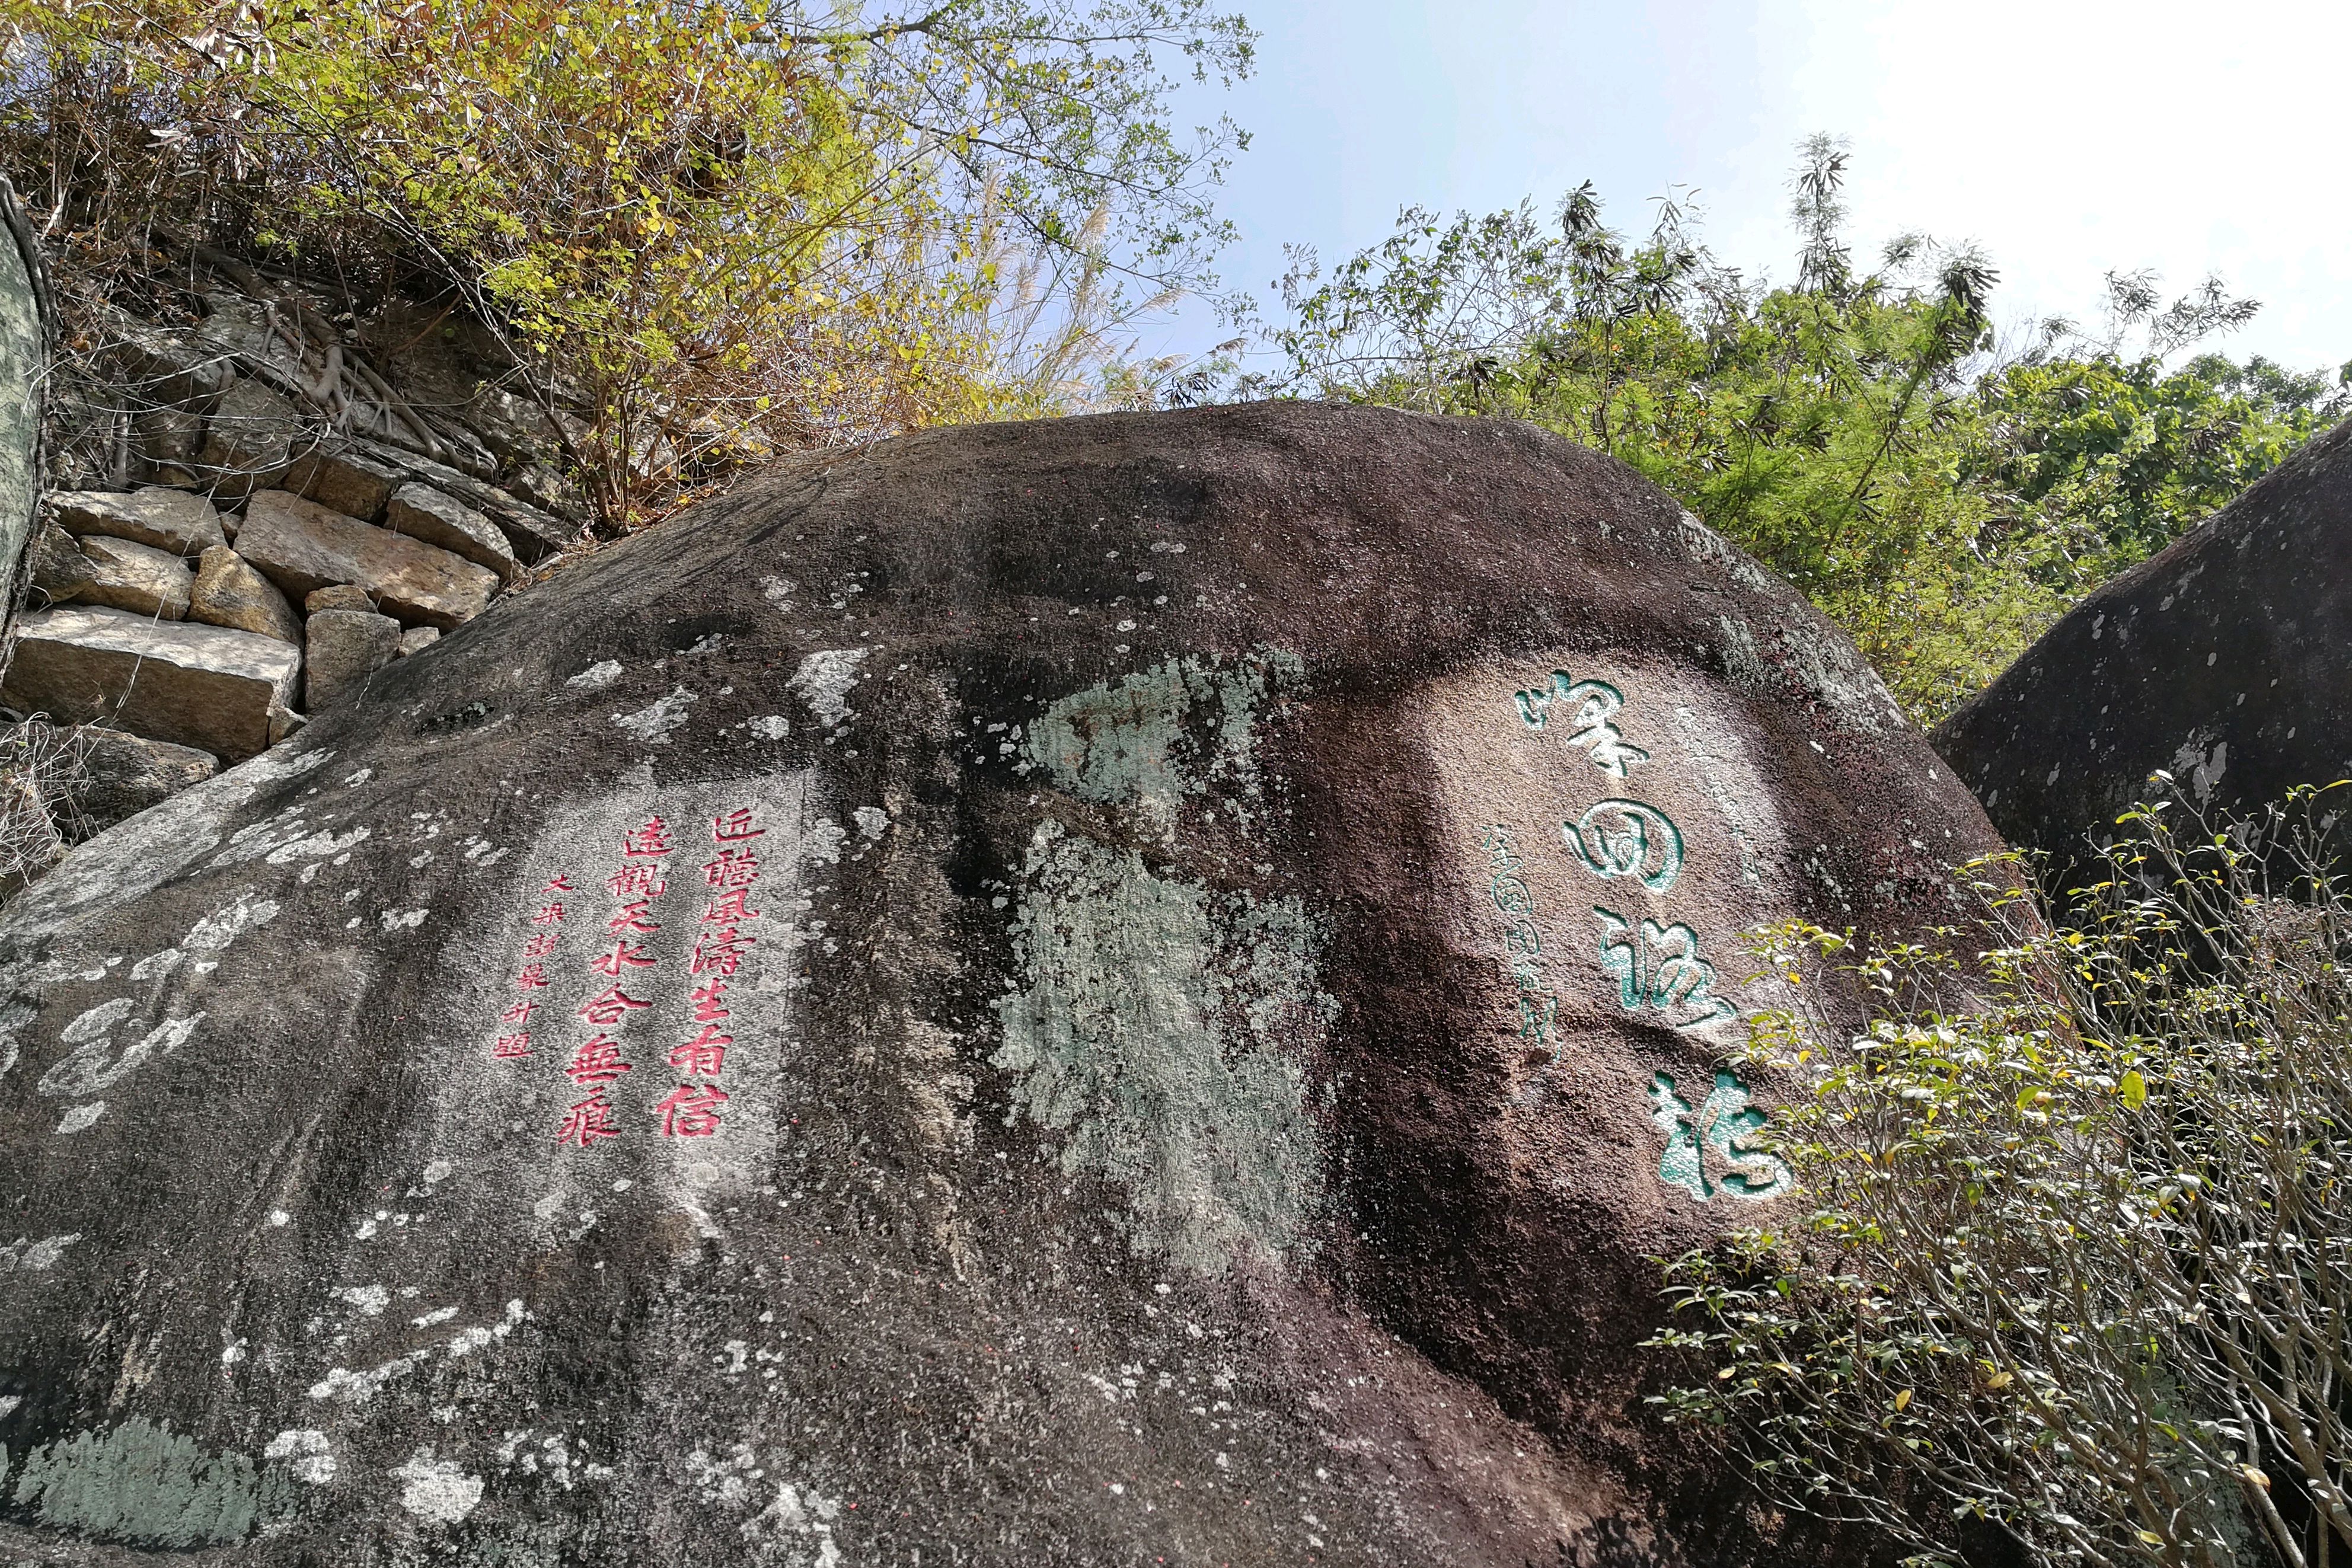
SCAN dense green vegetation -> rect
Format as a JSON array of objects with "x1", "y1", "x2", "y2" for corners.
[
  {"x1": 1649, "y1": 794, "x2": 2352, "y2": 1568},
  {"x1": 1255, "y1": 138, "x2": 2345, "y2": 722}
]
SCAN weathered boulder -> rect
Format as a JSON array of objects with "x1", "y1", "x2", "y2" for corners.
[
  {"x1": 304, "y1": 608, "x2": 402, "y2": 711},
  {"x1": 66, "y1": 727, "x2": 220, "y2": 835},
  {"x1": 237, "y1": 488, "x2": 500, "y2": 630},
  {"x1": 0, "y1": 180, "x2": 42, "y2": 644},
  {"x1": 395, "y1": 625, "x2": 440, "y2": 658},
  {"x1": 72, "y1": 535, "x2": 193, "y2": 621},
  {"x1": 1936, "y1": 417, "x2": 2352, "y2": 866},
  {"x1": 0, "y1": 406, "x2": 1999, "y2": 1566},
  {"x1": 46, "y1": 488, "x2": 228, "y2": 557},
  {"x1": 1, "y1": 604, "x2": 301, "y2": 761},
  {"x1": 386, "y1": 481, "x2": 517, "y2": 582},
  {"x1": 189, "y1": 546, "x2": 303, "y2": 645}
]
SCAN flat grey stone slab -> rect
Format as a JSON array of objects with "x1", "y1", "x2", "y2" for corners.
[
  {"x1": 189, "y1": 545, "x2": 301, "y2": 644},
  {"x1": 2, "y1": 604, "x2": 299, "y2": 761},
  {"x1": 385, "y1": 481, "x2": 515, "y2": 582}
]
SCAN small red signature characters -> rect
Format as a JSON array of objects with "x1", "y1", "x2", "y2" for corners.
[{"x1": 498, "y1": 874, "x2": 577, "y2": 1060}]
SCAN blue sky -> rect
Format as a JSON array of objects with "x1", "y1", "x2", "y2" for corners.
[{"x1": 1154, "y1": 0, "x2": 2351, "y2": 376}]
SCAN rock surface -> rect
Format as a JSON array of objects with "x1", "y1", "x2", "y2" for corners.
[
  {"x1": 1, "y1": 604, "x2": 301, "y2": 761},
  {"x1": 284, "y1": 445, "x2": 400, "y2": 523},
  {"x1": 46, "y1": 488, "x2": 228, "y2": 557},
  {"x1": 396, "y1": 625, "x2": 440, "y2": 658},
  {"x1": 72, "y1": 535, "x2": 193, "y2": 621},
  {"x1": 304, "y1": 608, "x2": 402, "y2": 711},
  {"x1": 237, "y1": 488, "x2": 500, "y2": 629},
  {"x1": 67, "y1": 727, "x2": 221, "y2": 834},
  {"x1": 189, "y1": 546, "x2": 302, "y2": 644},
  {"x1": 386, "y1": 481, "x2": 516, "y2": 582},
  {"x1": 192, "y1": 379, "x2": 304, "y2": 499},
  {"x1": 0, "y1": 406, "x2": 2000, "y2": 1566},
  {"x1": 1936, "y1": 416, "x2": 2352, "y2": 867},
  {"x1": 26, "y1": 524, "x2": 93, "y2": 608}
]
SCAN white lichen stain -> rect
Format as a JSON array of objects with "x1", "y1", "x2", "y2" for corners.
[
  {"x1": 129, "y1": 949, "x2": 183, "y2": 981},
  {"x1": 184, "y1": 893, "x2": 280, "y2": 951},
  {"x1": 743, "y1": 1478, "x2": 846, "y2": 1566},
  {"x1": 263, "y1": 1429, "x2": 335, "y2": 1484},
  {"x1": 613, "y1": 685, "x2": 698, "y2": 743},
  {"x1": 378, "y1": 908, "x2": 428, "y2": 932},
  {"x1": 333, "y1": 1283, "x2": 390, "y2": 1316},
  {"x1": 0, "y1": 1231, "x2": 84, "y2": 1273},
  {"x1": 390, "y1": 1449, "x2": 483, "y2": 1524},
  {"x1": 567, "y1": 659, "x2": 622, "y2": 691},
  {"x1": 37, "y1": 1010, "x2": 203, "y2": 1098},
  {"x1": 748, "y1": 714, "x2": 791, "y2": 740},
  {"x1": 54, "y1": 1101, "x2": 104, "y2": 1133},
  {"x1": 852, "y1": 806, "x2": 889, "y2": 841},
  {"x1": 789, "y1": 647, "x2": 869, "y2": 729}
]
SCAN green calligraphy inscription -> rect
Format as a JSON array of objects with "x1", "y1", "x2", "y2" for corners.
[
  {"x1": 1593, "y1": 906, "x2": 1736, "y2": 1030},
  {"x1": 1512, "y1": 675, "x2": 1649, "y2": 777},
  {"x1": 1648, "y1": 1069, "x2": 1792, "y2": 1202},
  {"x1": 1565, "y1": 799, "x2": 1683, "y2": 893}
]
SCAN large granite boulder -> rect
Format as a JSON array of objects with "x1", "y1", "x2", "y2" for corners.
[
  {"x1": 0, "y1": 405, "x2": 2000, "y2": 1566},
  {"x1": 1936, "y1": 417, "x2": 2352, "y2": 866}
]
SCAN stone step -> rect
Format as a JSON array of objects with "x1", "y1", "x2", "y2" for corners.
[
  {"x1": 235, "y1": 489, "x2": 499, "y2": 630},
  {"x1": 2, "y1": 605, "x2": 301, "y2": 762}
]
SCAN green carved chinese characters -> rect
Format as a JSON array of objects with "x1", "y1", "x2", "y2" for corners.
[
  {"x1": 1648, "y1": 1069, "x2": 1791, "y2": 1202},
  {"x1": 1591, "y1": 907, "x2": 1735, "y2": 1030},
  {"x1": 1564, "y1": 799, "x2": 1682, "y2": 893},
  {"x1": 1512, "y1": 674, "x2": 1649, "y2": 777}
]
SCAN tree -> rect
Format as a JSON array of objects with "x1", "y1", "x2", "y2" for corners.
[
  {"x1": 1, "y1": 0, "x2": 1253, "y2": 527},
  {"x1": 1649, "y1": 791, "x2": 2352, "y2": 1568},
  {"x1": 1253, "y1": 139, "x2": 2345, "y2": 724}
]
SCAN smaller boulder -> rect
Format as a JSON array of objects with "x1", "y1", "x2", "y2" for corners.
[
  {"x1": 395, "y1": 625, "x2": 440, "y2": 658},
  {"x1": 70, "y1": 727, "x2": 219, "y2": 834},
  {"x1": 305, "y1": 608, "x2": 402, "y2": 711},
  {"x1": 189, "y1": 547, "x2": 302, "y2": 644},
  {"x1": 304, "y1": 583, "x2": 376, "y2": 614},
  {"x1": 75, "y1": 536, "x2": 193, "y2": 621},
  {"x1": 46, "y1": 488, "x2": 228, "y2": 557},
  {"x1": 28, "y1": 524, "x2": 94, "y2": 607},
  {"x1": 385, "y1": 482, "x2": 516, "y2": 582}
]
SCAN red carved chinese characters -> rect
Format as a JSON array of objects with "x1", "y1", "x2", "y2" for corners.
[
  {"x1": 647, "y1": 807, "x2": 771, "y2": 1139},
  {"x1": 655, "y1": 1082, "x2": 729, "y2": 1138},
  {"x1": 492, "y1": 874, "x2": 577, "y2": 1060},
  {"x1": 555, "y1": 1092, "x2": 620, "y2": 1148}
]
